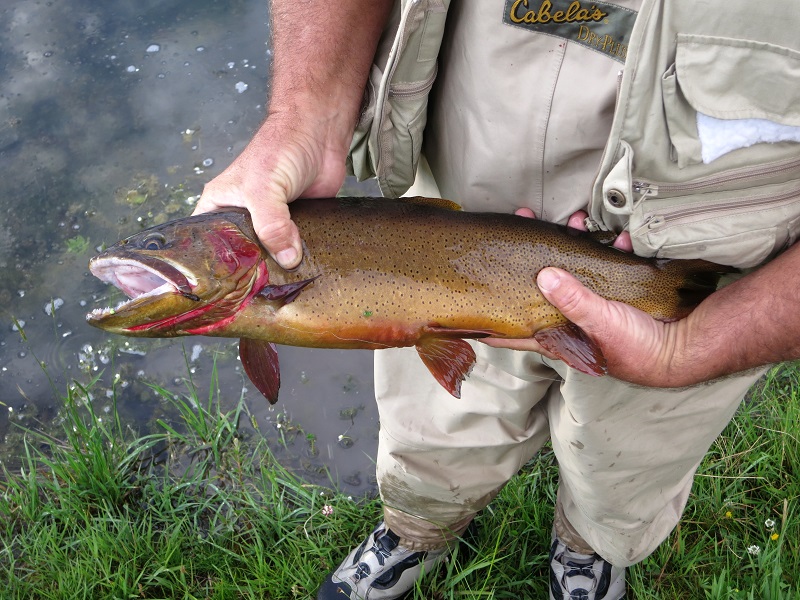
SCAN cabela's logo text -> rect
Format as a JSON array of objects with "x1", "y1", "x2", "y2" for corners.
[
  {"x1": 508, "y1": 0, "x2": 608, "y2": 25},
  {"x1": 503, "y1": 0, "x2": 636, "y2": 63}
]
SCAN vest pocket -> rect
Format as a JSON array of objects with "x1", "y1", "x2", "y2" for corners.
[
  {"x1": 592, "y1": 0, "x2": 800, "y2": 269},
  {"x1": 629, "y1": 177, "x2": 800, "y2": 268},
  {"x1": 346, "y1": 0, "x2": 448, "y2": 198},
  {"x1": 662, "y1": 34, "x2": 800, "y2": 168},
  {"x1": 378, "y1": 66, "x2": 439, "y2": 197}
]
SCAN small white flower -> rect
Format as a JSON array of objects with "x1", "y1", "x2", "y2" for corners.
[
  {"x1": 765, "y1": 519, "x2": 776, "y2": 530},
  {"x1": 747, "y1": 545, "x2": 761, "y2": 556},
  {"x1": 321, "y1": 504, "x2": 334, "y2": 516}
]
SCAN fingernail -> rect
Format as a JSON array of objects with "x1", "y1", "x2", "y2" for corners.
[
  {"x1": 537, "y1": 268, "x2": 561, "y2": 293},
  {"x1": 275, "y1": 247, "x2": 297, "y2": 268}
]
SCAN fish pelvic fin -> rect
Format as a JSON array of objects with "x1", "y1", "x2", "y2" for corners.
[
  {"x1": 239, "y1": 338, "x2": 280, "y2": 405},
  {"x1": 533, "y1": 322, "x2": 607, "y2": 376},
  {"x1": 415, "y1": 337, "x2": 476, "y2": 399}
]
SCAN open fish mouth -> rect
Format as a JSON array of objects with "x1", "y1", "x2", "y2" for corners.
[{"x1": 87, "y1": 255, "x2": 197, "y2": 320}]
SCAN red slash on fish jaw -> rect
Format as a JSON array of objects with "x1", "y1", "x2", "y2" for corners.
[
  {"x1": 127, "y1": 260, "x2": 271, "y2": 335},
  {"x1": 184, "y1": 313, "x2": 240, "y2": 335}
]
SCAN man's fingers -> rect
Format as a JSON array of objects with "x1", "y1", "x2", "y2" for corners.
[
  {"x1": 566, "y1": 209, "x2": 633, "y2": 251},
  {"x1": 612, "y1": 231, "x2": 633, "y2": 252},
  {"x1": 567, "y1": 210, "x2": 588, "y2": 230},
  {"x1": 514, "y1": 207, "x2": 536, "y2": 219},
  {"x1": 195, "y1": 176, "x2": 304, "y2": 269},
  {"x1": 193, "y1": 183, "x2": 245, "y2": 216}
]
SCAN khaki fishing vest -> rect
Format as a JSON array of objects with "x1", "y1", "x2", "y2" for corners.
[{"x1": 347, "y1": 0, "x2": 800, "y2": 268}]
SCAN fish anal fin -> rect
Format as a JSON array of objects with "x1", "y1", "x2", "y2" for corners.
[
  {"x1": 533, "y1": 322, "x2": 607, "y2": 376},
  {"x1": 239, "y1": 338, "x2": 280, "y2": 404},
  {"x1": 415, "y1": 337, "x2": 476, "y2": 399},
  {"x1": 258, "y1": 275, "x2": 320, "y2": 305}
]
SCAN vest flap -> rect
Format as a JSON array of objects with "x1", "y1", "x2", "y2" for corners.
[{"x1": 675, "y1": 34, "x2": 800, "y2": 126}]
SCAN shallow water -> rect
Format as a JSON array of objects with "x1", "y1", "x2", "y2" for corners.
[{"x1": 0, "y1": 0, "x2": 379, "y2": 496}]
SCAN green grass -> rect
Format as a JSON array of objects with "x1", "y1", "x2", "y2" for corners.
[{"x1": 1, "y1": 363, "x2": 798, "y2": 599}]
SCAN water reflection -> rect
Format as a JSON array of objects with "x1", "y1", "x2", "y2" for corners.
[{"x1": 0, "y1": 0, "x2": 379, "y2": 496}]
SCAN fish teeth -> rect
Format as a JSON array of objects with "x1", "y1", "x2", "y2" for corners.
[
  {"x1": 86, "y1": 282, "x2": 176, "y2": 321},
  {"x1": 86, "y1": 306, "x2": 115, "y2": 320}
]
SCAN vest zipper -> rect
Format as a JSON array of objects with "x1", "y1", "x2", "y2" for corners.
[
  {"x1": 633, "y1": 155, "x2": 800, "y2": 198},
  {"x1": 641, "y1": 183, "x2": 800, "y2": 232},
  {"x1": 388, "y1": 64, "x2": 439, "y2": 99}
]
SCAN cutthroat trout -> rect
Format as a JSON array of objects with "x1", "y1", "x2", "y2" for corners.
[{"x1": 86, "y1": 197, "x2": 733, "y2": 403}]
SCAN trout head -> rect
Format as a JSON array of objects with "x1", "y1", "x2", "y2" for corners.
[{"x1": 86, "y1": 209, "x2": 269, "y2": 337}]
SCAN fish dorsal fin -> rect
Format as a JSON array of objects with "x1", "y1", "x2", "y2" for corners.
[
  {"x1": 239, "y1": 338, "x2": 281, "y2": 404},
  {"x1": 399, "y1": 196, "x2": 462, "y2": 211},
  {"x1": 533, "y1": 322, "x2": 607, "y2": 376},
  {"x1": 415, "y1": 337, "x2": 476, "y2": 399}
]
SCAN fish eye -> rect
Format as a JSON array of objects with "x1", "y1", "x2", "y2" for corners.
[{"x1": 142, "y1": 233, "x2": 167, "y2": 250}]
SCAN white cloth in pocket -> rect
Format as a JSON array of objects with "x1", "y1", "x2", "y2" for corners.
[{"x1": 697, "y1": 112, "x2": 800, "y2": 164}]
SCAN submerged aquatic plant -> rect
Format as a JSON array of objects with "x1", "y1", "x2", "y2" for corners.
[{"x1": 65, "y1": 234, "x2": 91, "y2": 254}]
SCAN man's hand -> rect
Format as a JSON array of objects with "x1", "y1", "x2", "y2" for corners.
[
  {"x1": 193, "y1": 115, "x2": 347, "y2": 269},
  {"x1": 193, "y1": 0, "x2": 392, "y2": 270},
  {"x1": 485, "y1": 207, "x2": 800, "y2": 387},
  {"x1": 483, "y1": 264, "x2": 682, "y2": 385},
  {"x1": 482, "y1": 208, "x2": 683, "y2": 386}
]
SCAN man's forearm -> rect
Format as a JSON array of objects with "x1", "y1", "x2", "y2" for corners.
[
  {"x1": 194, "y1": 1, "x2": 394, "y2": 267},
  {"x1": 672, "y1": 241, "x2": 800, "y2": 384},
  {"x1": 269, "y1": 0, "x2": 393, "y2": 135}
]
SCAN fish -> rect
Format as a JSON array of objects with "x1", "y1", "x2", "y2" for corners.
[{"x1": 86, "y1": 196, "x2": 733, "y2": 403}]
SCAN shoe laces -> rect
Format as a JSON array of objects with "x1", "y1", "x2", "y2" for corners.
[
  {"x1": 564, "y1": 559, "x2": 598, "y2": 581},
  {"x1": 352, "y1": 526, "x2": 400, "y2": 582},
  {"x1": 551, "y1": 540, "x2": 613, "y2": 599}
]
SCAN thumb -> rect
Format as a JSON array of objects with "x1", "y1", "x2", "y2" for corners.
[
  {"x1": 537, "y1": 268, "x2": 602, "y2": 327},
  {"x1": 250, "y1": 201, "x2": 304, "y2": 270}
]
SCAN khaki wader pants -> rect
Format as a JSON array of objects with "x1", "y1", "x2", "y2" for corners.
[{"x1": 375, "y1": 342, "x2": 764, "y2": 567}]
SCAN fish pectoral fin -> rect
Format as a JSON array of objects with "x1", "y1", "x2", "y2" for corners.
[
  {"x1": 533, "y1": 322, "x2": 607, "y2": 376},
  {"x1": 239, "y1": 338, "x2": 280, "y2": 405},
  {"x1": 415, "y1": 337, "x2": 476, "y2": 399},
  {"x1": 257, "y1": 275, "x2": 320, "y2": 305}
]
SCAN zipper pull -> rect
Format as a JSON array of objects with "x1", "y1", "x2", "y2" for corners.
[
  {"x1": 632, "y1": 180, "x2": 658, "y2": 197},
  {"x1": 631, "y1": 215, "x2": 664, "y2": 238},
  {"x1": 583, "y1": 216, "x2": 602, "y2": 232}
]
